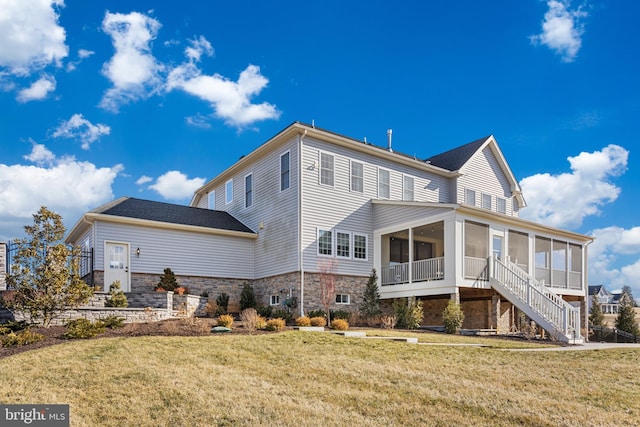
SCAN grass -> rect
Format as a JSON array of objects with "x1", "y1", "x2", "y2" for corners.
[{"x1": 1, "y1": 331, "x2": 639, "y2": 426}]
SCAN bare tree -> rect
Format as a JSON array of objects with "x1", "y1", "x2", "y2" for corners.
[{"x1": 319, "y1": 259, "x2": 338, "y2": 325}]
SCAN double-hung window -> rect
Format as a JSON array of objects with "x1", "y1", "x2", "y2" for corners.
[
  {"x1": 208, "y1": 191, "x2": 215, "y2": 210},
  {"x1": 318, "y1": 229, "x2": 333, "y2": 256},
  {"x1": 353, "y1": 233, "x2": 367, "y2": 260},
  {"x1": 378, "y1": 168, "x2": 390, "y2": 199},
  {"x1": 497, "y1": 197, "x2": 506, "y2": 214},
  {"x1": 336, "y1": 231, "x2": 351, "y2": 258},
  {"x1": 244, "y1": 174, "x2": 253, "y2": 208},
  {"x1": 403, "y1": 175, "x2": 414, "y2": 201},
  {"x1": 225, "y1": 179, "x2": 233, "y2": 204},
  {"x1": 482, "y1": 193, "x2": 492, "y2": 210},
  {"x1": 351, "y1": 161, "x2": 364, "y2": 193},
  {"x1": 320, "y1": 152, "x2": 334, "y2": 186},
  {"x1": 280, "y1": 152, "x2": 290, "y2": 191},
  {"x1": 465, "y1": 189, "x2": 476, "y2": 206}
]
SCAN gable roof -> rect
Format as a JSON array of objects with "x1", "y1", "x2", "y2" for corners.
[
  {"x1": 97, "y1": 198, "x2": 254, "y2": 233},
  {"x1": 425, "y1": 136, "x2": 490, "y2": 171}
]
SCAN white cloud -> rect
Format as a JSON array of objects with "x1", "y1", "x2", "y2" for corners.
[
  {"x1": 52, "y1": 114, "x2": 111, "y2": 149},
  {"x1": 588, "y1": 226, "x2": 640, "y2": 298},
  {"x1": 99, "y1": 11, "x2": 164, "y2": 112},
  {"x1": 167, "y1": 62, "x2": 280, "y2": 128},
  {"x1": 519, "y1": 144, "x2": 628, "y2": 229},
  {"x1": 78, "y1": 49, "x2": 94, "y2": 59},
  {"x1": 0, "y1": 0, "x2": 68, "y2": 75},
  {"x1": 16, "y1": 74, "x2": 56, "y2": 102},
  {"x1": 185, "y1": 36, "x2": 214, "y2": 62},
  {"x1": 135, "y1": 175, "x2": 153, "y2": 185},
  {"x1": 148, "y1": 170, "x2": 205, "y2": 200},
  {"x1": 185, "y1": 114, "x2": 212, "y2": 129},
  {"x1": 0, "y1": 144, "x2": 123, "y2": 241},
  {"x1": 530, "y1": 0, "x2": 587, "y2": 63}
]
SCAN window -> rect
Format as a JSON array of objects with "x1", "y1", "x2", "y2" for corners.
[
  {"x1": 244, "y1": 174, "x2": 253, "y2": 208},
  {"x1": 465, "y1": 189, "x2": 476, "y2": 206},
  {"x1": 353, "y1": 233, "x2": 367, "y2": 260},
  {"x1": 320, "y1": 152, "x2": 334, "y2": 186},
  {"x1": 378, "y1": 168, "x2": 390, "y2": 199},
  {"x1": 318, "y1": 229, "x2": 333, "y2": 256},
  {"x1": 465, "y1": 221, "x2": 489, "y2": 259},
  {"x1": 497, "y1": 197, "x2": 506, "y2": 214},
  {"x1": 208, "y1": 191, "x2": 215, "y2": 210},
  {"x1": 336, "y1": 231, "x2": 351, "y2": 258},
  {"x1": 508, "y1": 230, "x2": 529, "y2": 270},
  {"x1": 335, "y1": 294, "x2": 350, "y2": 305},
  {"x1": 403, "y1": 175, "x2": 414, "y2": 201},
  {"x1": 270, "y1": 295, "x2": 280, "y2": 306},
  {"x1": 280, "y1": 152, "x2": 290, "y2": 191},
  {"x1": 482, "y1": 193, "x2": 492, "y2": 210},
  {"x1": 351, "y1": 161, "x2": 364, "y2": 193},
  {"x1": 225, "y1": 179, "x2": 233, "y2": 204}
]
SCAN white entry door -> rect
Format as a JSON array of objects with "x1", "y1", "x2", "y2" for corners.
[{"x1": 104, "y1": 242, "x2": 130, "y2": 292}]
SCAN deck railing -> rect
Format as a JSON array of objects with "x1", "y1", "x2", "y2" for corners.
[
  {"x1": 381, "y1": 257, "x2": 444, "y2": 286},
  {"x1": 464, "y1": 256, "x2": 489, "y2": 280}
]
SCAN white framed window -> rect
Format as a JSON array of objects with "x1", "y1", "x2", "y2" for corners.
[
  {"x1": 465, "y1": 189, "x2": 476, "y2": 206},
  {"x1": 353, "y1": 233, "x2": 368, "y2": 260},
  {"x1": 482, "y1": 193, "x2": 492, "y2": 210},
  {"x1": 317, "y1": 229, "x2": 333, "y2": 256},
  {"x1": 350, "y1": 160, "x2": 364, "y2": 193},
  {"x1": 208, "y1": 191, "x2": 215, "y2": 210},
  {"x1": 280, "y1": 151, "x2": 290, "y2": 191},
  {"x1": 336, "y1": 231, "x2": 351, "y2": 258},
  {"x1": 335, "y1": 294, "x2": 350, "y2": 305},
  {"x1": 320, "y1": 152, "x2": 334, "y2": 186},
  {"x1": 497, "y1": 197, "x2": 506, "y2": 214},
  {"x1": 403, "y1": 175, "x2": 414, "y2": 201},
  {"x1": 378, "y1": 168, "x2": 390, "y2": 199},
  {"x1": 270, "y1": 295, "x2": 280, "y2": 306},
  {"x1": 244, "y1": 173, "x2": 253, "y2": 208},
  {"x1": 225, "y1": 179, "x2": 233, "y2": 204}
]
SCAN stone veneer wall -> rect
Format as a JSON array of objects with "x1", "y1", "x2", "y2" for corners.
[
  {"x1": 0, "y1": 242, "x2": 6, "y2": 291},
  {"x1": 300, "y1": 272, "x2": 368, "y2": 315}
]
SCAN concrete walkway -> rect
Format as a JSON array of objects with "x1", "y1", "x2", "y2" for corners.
[{"x1": 508, "y1": 342, "x2": 640, "y2": 352}]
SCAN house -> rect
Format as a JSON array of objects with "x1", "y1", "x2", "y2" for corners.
[
  {"x1": 66, "y1": 122, "x2": 593, "y2": 342},
  {"x1": 588, "y1": 285, "x2": 621, "y2": 315}
]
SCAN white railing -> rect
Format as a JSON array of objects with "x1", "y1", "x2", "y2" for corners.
[
  {"x1": 381, "y1": 257, "x2": 444, "y2": 286},
  {"x1": 464, "y1": 256, "x2": 489, "y2": 280},
  {"x1": 492, "y1": 257, "x2": 581, "y2": 342}
]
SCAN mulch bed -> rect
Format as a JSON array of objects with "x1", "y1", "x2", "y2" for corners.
[{"x1": 0, "y1": 318, "x2": 271, "y2": 359}]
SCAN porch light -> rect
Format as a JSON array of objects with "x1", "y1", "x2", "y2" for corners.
[{"x1": 136, "y1": 247, "x2": 140, "y2": 256}]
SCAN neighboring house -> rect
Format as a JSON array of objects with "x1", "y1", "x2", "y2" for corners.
[
  {"x1": 66, "y1": 122, "x2": 593, "y2": 343},
  {"x1": 588, "y1": 285, "x2": 621, "y2": 314}
]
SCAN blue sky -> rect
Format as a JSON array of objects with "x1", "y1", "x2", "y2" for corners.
[{"x1": 1, "y1": 1, "x2": 639, "y2": 296}]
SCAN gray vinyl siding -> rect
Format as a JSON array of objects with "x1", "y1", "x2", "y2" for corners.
[
  {"x1": 200, "y1": 136, "x2": 300, "y2": 278},
  {"x1": 300, "y1": 137, "x2": 450, "y2": 275},
  {"x1": 373, "y1": 205, "x2": 451, "y2": 230},
  {"x1": 94, "y1": 221, "x2": 254, "y2": 279},
  {"x1": 457, "y1": 146, "x2": 515, "y2": 215},
  {"x1": 76, "y1": 227, "x2": 94, "y2": 251}
]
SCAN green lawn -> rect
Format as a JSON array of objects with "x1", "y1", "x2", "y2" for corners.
[{"x1": 1, "y1": 331, "x2": 639, "y2": 426}]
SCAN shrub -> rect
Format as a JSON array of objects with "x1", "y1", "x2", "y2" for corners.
[
  {"x1": 257, "y1": 305, "x2": 273, "y2": 318},
  {"x1": 157, "y1": 268, "x2": 179, "y2": 292},
  {"x1": 215, "y1": 293, "x2": 230, "y2": 315},
  {"x1": 240, "y1": 308, "x2": 260, "y2": 332},
  {"x1": 308, "y1": 309, "x2": 326, "y2": 319},
  {"x1": 331, "y1": 319, "x2": 349, "y2": 331},
  {"x1": 0, "y1": 320, "x2": 28, "y2": 334},
  {"x1": 295, "y1": 316, "x2": 311, "y2": 327},
  {"x1": 442, "y1": 300, "x2": 464, "y2": 334},
  {"x1": 330, "y1": 310, "x2": 351, "y2": 321},
  {"x1": 393, "y1": 297, "x2": 423, "y2": 329},
  {"x1": 217, "y1": 314, "x2": 234, "y2": 329},
  {"x1": 265, "y1": 318, "x2": 286, "y2": 331},
  {"x1": 63, "y1": 318, "x2": 105, "y2": 339},
  {"x1": 360, "y1": 269, "x2": 381, "y2": 325},
  {"x1": 98, "y1": 315, "x2": 125, "y2": 329},
  {"x1": 309, "y1": 316, "x2": 326, "y2": 327},
  {"x1": 104, "y1": 280, "x2": 128, "y2": 308},
  {"x1": 255, "y1": 316, "x2": 268, "y2": 330},
  {"x1": 0, "y1": 329, "x2": 45, "y2": 347},
  {"x1": 239, "y1": 283, "x2": 257, "y2": 311},
  {"x1": 380, "y1": 315, "x2": 397, "y2": 329},
  {"x1": 272, "y1": 309, "x2": 292, "y2": 323}
]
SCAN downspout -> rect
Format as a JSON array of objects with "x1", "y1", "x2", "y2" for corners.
[
  {"x1": 298, "y1": 129, "x2": 307, "y2": 316},
  {"x1": 583, "y1": 240, "x2": 592, "y2": 341}
]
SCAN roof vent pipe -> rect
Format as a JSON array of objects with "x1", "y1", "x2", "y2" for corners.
[{"x1": 387, "y1": 129, "x2": 393, "y2": 153}]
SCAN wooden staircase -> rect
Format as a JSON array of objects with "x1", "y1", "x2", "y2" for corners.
[{"x1": 490, "y1": 257, "x2": 583, "y2": 344}]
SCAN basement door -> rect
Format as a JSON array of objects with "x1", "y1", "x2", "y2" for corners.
[{"x1": 104, "y1": 242, "x2": 130, "y2": 292}]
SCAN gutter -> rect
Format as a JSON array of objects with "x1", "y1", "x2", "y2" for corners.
[{"x1": 298, "y1": 129, "x2": 307, "y2": 316}]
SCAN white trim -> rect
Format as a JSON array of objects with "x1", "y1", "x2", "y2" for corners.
[
  {"x1": 335, "y1": 294, "x2": 350, "y2": 305},
  {"x1": 317, "y1": 228, "x2": 333, "y2": 257},
  {"x1": 225, "y1": 179, "x2": 233, "y2": 205},
  {"x1": 378, "y1": 167, "x2": 390, "y2": 199},
  {"x1": 270, "y1": 295, "x2": 280, "y2": 306},
  {"x1": 244, "y1": 173, "x2": 253, "y2": 209},
  {"x1": 335, "y1": 230, "x2": 352, "y2": 259},
  {"x1": 353, "y1": 232, "x2": 368, "y2": 261},
  {"x1": 402, "y1": 174, "x2": 415, "y2": 201}
]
